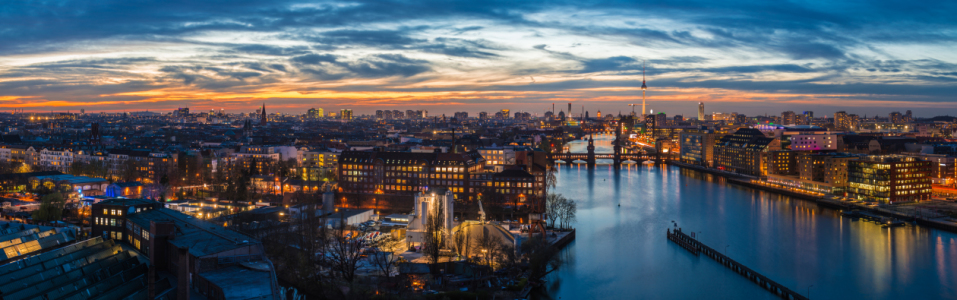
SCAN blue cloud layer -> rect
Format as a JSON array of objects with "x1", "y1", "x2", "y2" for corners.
[{"x1": 0, "y1": 0, "x2": 955, "y2": 115}]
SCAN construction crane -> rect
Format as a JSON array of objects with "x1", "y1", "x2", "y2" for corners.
[{"x1": 628, "y1": 104, "x2": 639, "y2": 116}]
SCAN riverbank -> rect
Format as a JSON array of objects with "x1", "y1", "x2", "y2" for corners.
[{"x1": 668, "y1": 161, "x2": 957, "y2": 234}]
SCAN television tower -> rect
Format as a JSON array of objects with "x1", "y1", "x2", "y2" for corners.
[{"x1": 641, "y1": 61, "x2": 647, "y2": 119}]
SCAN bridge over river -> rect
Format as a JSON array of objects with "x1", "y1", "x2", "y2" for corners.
[{"x1": 549, "y1": 121, "x2": 654, "y2": 168}]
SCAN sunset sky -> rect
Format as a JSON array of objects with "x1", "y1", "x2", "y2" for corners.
[{"x1": 2, "y1": 0, "x2": 956, "y2": 117}]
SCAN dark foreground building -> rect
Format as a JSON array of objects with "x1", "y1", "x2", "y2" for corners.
[{"x1": 0, "y1": 198, "x2": 280, "y2": 300}]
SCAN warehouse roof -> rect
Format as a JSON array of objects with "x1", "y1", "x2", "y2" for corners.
[{"x1": 127, "y1": 207, "x2": 259, "y2": 257}]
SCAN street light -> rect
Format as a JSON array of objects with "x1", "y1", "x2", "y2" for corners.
[{"x1": 807, "y1": 285, "x2": 813, "y2": 299}]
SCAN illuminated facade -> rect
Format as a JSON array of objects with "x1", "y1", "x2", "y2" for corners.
[
  {"x1": 834, "y1": 111, "x2": 849, "y2": 130},
  {"x1": 340, "y1": 109, "x2": 353, "y2": 120},
  {"x1": 767, "y1": 150, "x2": 797, "y2": 175},
  {"x1": 798, "y1": 153, "x2": 829, "y2": 181},
  {"x1": 781, "y1": 111, "x2": 797, "y2": 125},
  {"x1": 847, "y1": 155, "x2": 932, "y2": 203},
  {"x1": 337, "y1": 150, "x2": 545, "y2": 212},
  {"x1": 713, "y1": 128, "x2": 780, "y2": 176},
  {"x1": 790, "y1": 134, "x2": 838, "y2": 151},
  {"x1": 824, "y1": 155, "x2": 854, "y2": 192},
  {"x1": 308, "y1": 108, "x2": 323, "y2": 118},
  {"x1": 679, "y1": 129, "x2": 717, "y2": 167}
]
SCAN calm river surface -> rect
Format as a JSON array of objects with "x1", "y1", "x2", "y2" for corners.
[{"x1": 536, "y1": 135, "x2": 957, "y2": 300}]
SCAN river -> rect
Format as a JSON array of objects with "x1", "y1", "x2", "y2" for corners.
[{"x1": 536, "y1": 135, "x2": 957, "y2": 300}]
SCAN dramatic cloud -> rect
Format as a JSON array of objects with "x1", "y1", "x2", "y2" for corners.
[{"x1": 1, "y1": 0, "x2": 956, "y2": 116}]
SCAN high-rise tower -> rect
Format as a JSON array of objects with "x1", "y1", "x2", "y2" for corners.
[
  {"x1": 698, "y1": 102, "x2": 705, "y2": 120},
  {"x1": 641, "y1": 62, "x2": 647, "y2": 119}
]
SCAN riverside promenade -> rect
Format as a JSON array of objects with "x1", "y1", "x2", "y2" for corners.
[{"x1": 669, "y1": 161, "x2": 957, "y2": 233}]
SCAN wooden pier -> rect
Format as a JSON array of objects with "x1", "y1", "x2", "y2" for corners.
[{"x1": 667, "y1": 228, "x2": 809, "y2": 300}]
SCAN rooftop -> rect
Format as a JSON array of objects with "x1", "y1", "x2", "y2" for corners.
[
  {"x1": 97, "y1": 198, "x2": 155, "y2": 207},
  {"x1": 126, "y1": 207, "x2": 259, "y2": 257},
  {"x1": 199, "y1": 264, "x2": 275, "y2": 299},
  {"x1": 322, "y1": 208, "x2": 373, "y2": 219}
]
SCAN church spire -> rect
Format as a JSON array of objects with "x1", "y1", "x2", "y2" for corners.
[{"x1": 260, "y1": 103, "x2": 267, "y2": 124}]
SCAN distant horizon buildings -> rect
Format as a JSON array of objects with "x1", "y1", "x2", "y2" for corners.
[
  {"x1": 308, "y1": 108, "x2": 324, "y2": 119},
  {"x1": 9, "y1": 100, "x2": 945, "y2": 121}
]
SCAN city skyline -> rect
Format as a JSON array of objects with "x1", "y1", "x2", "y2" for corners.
[
  {"x1": 1, "y1": 1, "x2": 956, "y2": 116},
  {"x1": 2, "y1": 2, "x2": 957, "y2": 299}
]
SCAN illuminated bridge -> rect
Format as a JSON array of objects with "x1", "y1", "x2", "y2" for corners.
[
  {"x1": 549, "y1": 124, "x2": 651, "y2": 168},
  {"x1": 550, "y1": 152, "x2": 650, "y2": 166}
]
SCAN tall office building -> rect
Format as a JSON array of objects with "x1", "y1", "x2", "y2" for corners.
[
  {"x1": 834, "y1": 111, "x2": 849, "y2": 130},
  {"x1": 654, "y1": 113, "x2": 667, "y2": 127},
  {"x1": 848, "y1": 114, "x2": 860, "y2": 130},
  {"x1": 501, "y1": 109, "x2": 510, "y2": 119},
  {"x1": 889, "y1": 112, "x2": 903, "y2": 123},
  {"x1": 697, "y1": 102, "x2": 704, "y2": 120},
  {"x1": 734, "y1": 113, "x2": 747, "y2": 125},
  {"x1": 175, "y1": 107, "x2": 190, "y2": 117},
  {"x1": 340, "y1": 109, "x2": 353, "y2": 120},
  {"x1": 781, "y1": 111, "x2": 797, "y2": 125}
]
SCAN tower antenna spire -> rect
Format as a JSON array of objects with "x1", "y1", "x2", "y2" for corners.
[{"x1": 641, "y1": 61, "x2": 647, "y2": 119}]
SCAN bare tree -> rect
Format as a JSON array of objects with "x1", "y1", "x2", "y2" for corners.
[
  {"x1": 120, "y1": 159, "x2": 141, "y2": 182},
  {"x1": 545, "y1": 165, "x2": 558, "y2": 195},
  {"x1": 545, "y1": 193, "x2": 565, "y2": 228},
  {"x1": 256, "y1": 192, "x2": 330, "y2": 297},
  {"x1": 495, "y1": 242, "x2": 518, "y2": 270},
  {"x1": 476, "y1": 233, "x2": 503, "y2": 268},
  {"x1": 369, "y1": 233, "x2": 402, "y2": 280},
  {"x1": 327, "y1": 217, "x2": 369, "y2": 283},
  {"x1": 423, "y1": 196, "x2": 445, "y2": 264},
  {"x1": 557, "y1": 197, "x2": 577, "y2": 230}
]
